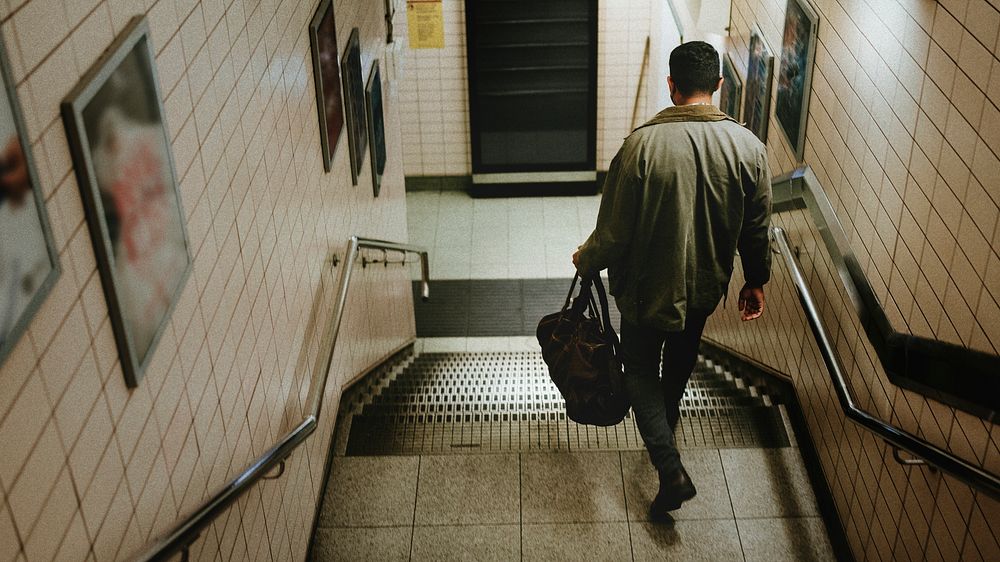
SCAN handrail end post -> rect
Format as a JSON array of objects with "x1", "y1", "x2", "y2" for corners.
[{"x1": 420, "y1": 251, "x2": 430, "y2": 301}]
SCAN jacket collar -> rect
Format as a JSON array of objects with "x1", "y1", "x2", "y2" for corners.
[{"x1": 634, "y1": 104, "x2": 737, "y2": 131}]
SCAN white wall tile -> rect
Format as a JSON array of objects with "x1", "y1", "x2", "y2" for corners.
[
  {"x1": 712, "y1": 1, "x2": 1000, "y2": 560},
  {"x1": 0, "y1": 0, "x2": 414, "y2": 560}
]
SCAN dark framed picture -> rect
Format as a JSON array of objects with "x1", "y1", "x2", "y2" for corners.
[
  {"x1": 341, "y1": 28, "x2": 367, "y2": 185},
  {"x1": 366, "y1": 61, "x2": 387, "y2": 198},
  {"x1": 776, "y1": 0, "x2": 819, "y2": 161},
  {"x1": 61, "y1": 16, "x2": 191, "y2": 387},
  {"x1": 384, "y1": 0, "x2": 397, "y2": 44},
  {"x1": 720, "y1": 53, "x2": 743, "y2": 122},
  {"x1": 743, "y1": 25, "x2": 774, "y2": 143},
  {"x1": 0, "y1": 33, "x2": 60, "y2": 368},
  {"x1": 309, "y1": 0, "x2": 345, "y2": 173}
]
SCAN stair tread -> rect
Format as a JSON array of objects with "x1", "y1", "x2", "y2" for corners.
[{"x1": 336, "y1": 349, "x2": 789, "y2": 455}]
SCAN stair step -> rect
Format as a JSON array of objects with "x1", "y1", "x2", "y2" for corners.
[{"x1": 335, "y1": 348, "x2": 789, "y2": 455}]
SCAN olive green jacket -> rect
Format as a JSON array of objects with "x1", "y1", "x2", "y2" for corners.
[{"x1": 576, "y1": 105, "x2": 772, "y2": 331}]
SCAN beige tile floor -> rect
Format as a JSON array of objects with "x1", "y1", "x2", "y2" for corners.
[{"x1": 311, "y1": 449, "x2": 836, "y2": 561}]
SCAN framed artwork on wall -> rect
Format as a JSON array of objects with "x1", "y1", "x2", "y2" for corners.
[
  {"x1": 384, "y1": 0, "x2": 397, "y2": 44},
  {"x1": 62, "y1": 16, "x2": 192, "y2": 388},
  {"x1": 776, "y1": 0, "x2": 819, "y2": 161},
  {"x1": 309, "y1": 0, "x2": 345, "y2": 173},
  {"x1": 0, "y1": 32, "x2": 60, "y2": 368},
  {"x1": 720, "y1": 53, "x2": 743, "y2": 122},
  {"x1": 342, "y1": 28, "x2": 367, "y2": 186},
  {"x1": 743, "y1": 25, "x2": 774, "y2": 143},
  {"x1": 366, "y1": 61, "x2": 387, "y2": 197}
]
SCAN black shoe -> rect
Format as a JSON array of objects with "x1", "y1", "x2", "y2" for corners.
[{"x1": 650, "y1": 466, "x2": 696, "y2": 518}]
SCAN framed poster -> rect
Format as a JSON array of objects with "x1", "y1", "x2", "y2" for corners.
[
  {"x1": 384, "y1": 0, "x2": 397, "y2": 44},
  {"x1": 743, "y1": 25, "x2": 774, "y2": 143},
  {"x1": 61, "y1": 16, "x2": 191, "y2": 387},
  {"x1": 309, "y1": 0, "x2": 345, "y2": 173},
  {"x1": 341, "y1": 28, "x2": 367, "y2": 185},
  {"x1": 366, "y1": 61, "x2": 387, "y2": 198},
  {"x1": 720, "y1": 53, "x2": 743, "y2": 122},
  {"x1": 776, "y1": 0, "x2": 819, "y2": 161},
  {"x1": 0, "y1": 32, "x2": 60, "y2": 368}
]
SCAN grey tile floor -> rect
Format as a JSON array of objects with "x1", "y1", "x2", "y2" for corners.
[
  {"x1": 406, "y1": 191, "x2": 601, "y2": 280},
  {"x1": 311, "y1": 449, "x2": 836, "y2": 561}
]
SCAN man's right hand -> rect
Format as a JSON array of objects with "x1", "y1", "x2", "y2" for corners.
[{"x1": 738, "y1": 284, "x2": 765, "y2": 321}]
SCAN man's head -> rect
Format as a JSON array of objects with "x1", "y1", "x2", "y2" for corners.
[{"x1": 668, "y1": 41, "x2": 722, "y2": 102}]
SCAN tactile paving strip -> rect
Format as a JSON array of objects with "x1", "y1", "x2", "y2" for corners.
[{"x1": 336, "y1": 351, "x2": 789, "y2": 455}]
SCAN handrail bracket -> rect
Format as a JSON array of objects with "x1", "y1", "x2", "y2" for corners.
[
  {"x1": 888, "y1": 442, "x2": 936, "y2": 471},
  {"x1": 262, "y1": 459, "x2": 287, "y2": 480}
]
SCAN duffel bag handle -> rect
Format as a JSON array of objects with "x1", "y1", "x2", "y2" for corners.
[
  {"x1": 566, "y1": 273, "x2": 614, "y2": 335},
  {"x1": 570, "y1": 273, "x2": 619, "y2": 349},
  {"x1": 562, "y1": 273, "x2": 580, "y2": 311},
  {"x1": 564, "y1": 272, "x2": 599, "y2": 317}
]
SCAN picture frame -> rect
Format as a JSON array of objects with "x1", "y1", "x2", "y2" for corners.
[
  {"x1": 775, "y1": 0, "x2": 819, "y2": 161},
  {"x1": 384, "y1": 0, "x2": 397, "y2": 44},
  {"x1": 309, "y1": 0, "x2": 345, "y2": 173},
  {"x1": 341, "y1": 28, "x2": 367, "y2": 186},
  {"x1": 366, "y1": 60, "x2": 387, "y2": 198},
  {"x1": 720, "y1": 52, "x2": 743, "y2": 122},
  {"x1": 61, "y1": 16, "x2": 192, "y2": 387},
  {"x1": 743, "y1": 24, "x2": 774, "y2": 143},
  {"x1": 0, "y1": 31, "x2": 60, "y2": 368}
]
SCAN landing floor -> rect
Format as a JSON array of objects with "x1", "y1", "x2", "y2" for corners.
[
  {"x1": 311, "y1": 447, "x2": 834, "y2": 561},
  {"x1": 405, "y1": 190, "x2": 601, "y2": 280}
]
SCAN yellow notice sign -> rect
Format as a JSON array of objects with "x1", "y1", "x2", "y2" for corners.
[{"x1": 407, "y1": 0, "x2": 445, "y2": 49}]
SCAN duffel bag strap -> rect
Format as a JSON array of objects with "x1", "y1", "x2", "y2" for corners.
[
  {"x1": 591, "y1": 276, "x2": 621, "y2": 348},
  {"x1": 571, "y1": 275, "x2": 596, "y2": 316},
  {"x1": 591, "y1": 276, "x2": 626, "y2": 398},
  {"x1": 562, "y1": 273, "x2": 580, "y2": 311}
]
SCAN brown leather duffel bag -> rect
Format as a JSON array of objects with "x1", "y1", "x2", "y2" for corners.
[{"x1": 536, "y1": 274, "x2": 629, "y2": 426}]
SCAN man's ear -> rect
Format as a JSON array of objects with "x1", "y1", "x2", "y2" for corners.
[
  {"x1": 715, "y1": 76, "x2": 724, "y2": 92},
  {"x1": 667, "y1": 75, "x2": 675, "y2": 96}
]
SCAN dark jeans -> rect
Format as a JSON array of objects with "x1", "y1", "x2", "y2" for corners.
[{"x1": 620, "y1": 311, "x2": 710, "y2": 474}]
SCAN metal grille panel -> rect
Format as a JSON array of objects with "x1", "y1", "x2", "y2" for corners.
[{"x1": 336, "y1": 351, "x2": 789, "y2": 455}]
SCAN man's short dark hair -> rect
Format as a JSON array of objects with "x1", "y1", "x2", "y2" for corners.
[{"x1": 669, "y1": 41, "x2": 721, "y2": 96}]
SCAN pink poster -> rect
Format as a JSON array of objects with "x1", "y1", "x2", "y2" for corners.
[{"x1": 64, "y1": 17, "x2": 190, "y2": 386}]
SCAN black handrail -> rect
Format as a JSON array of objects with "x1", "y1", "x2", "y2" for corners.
[
  {"x1": 133, "y1": 237, "x2": 430, "y2": 561},
  {"x1": 772, "y1": 226, "x2": 999, "y2": 501},
  {"x1": 772, "y1": 166, "x2": 999, "y2": 422}
]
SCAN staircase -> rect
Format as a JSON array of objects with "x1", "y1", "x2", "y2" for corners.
[{"x1": 332, "y1": 347, "x2": 791, "y2": 456}]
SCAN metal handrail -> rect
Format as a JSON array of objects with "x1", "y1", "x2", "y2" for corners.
[
  {"x1": 135, "y1": 236, "x2": 430, "y2": 561},
  {"x1": 771, "y1": 166, "x2": 999, "y2": 421},
  {"x1": 666, "y1": 0, "x2": 689, "y2": 41},
  {"x1": 772, "y1": 226, "x2": 999, "y2": 501},
  {"x1": 629, "y1": 36, "x2": 651, "y2": 131}
]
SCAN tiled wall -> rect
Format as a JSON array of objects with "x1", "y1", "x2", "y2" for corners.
[
  {"x1": 396, "y1": 0, "x2": 469, "y2": 176},
  {"x1": 706, "y1": 0, "x2": 999, "y2": 559},
  {"x1": 597, "y1": 0, "x2": 655, "y2": 168},
  {"x1": 0, "y1": 0, "x2": 415, "y2": 560},
  {"x1": 397, "y1": 0, "x2": 657, "y2": 176}
]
